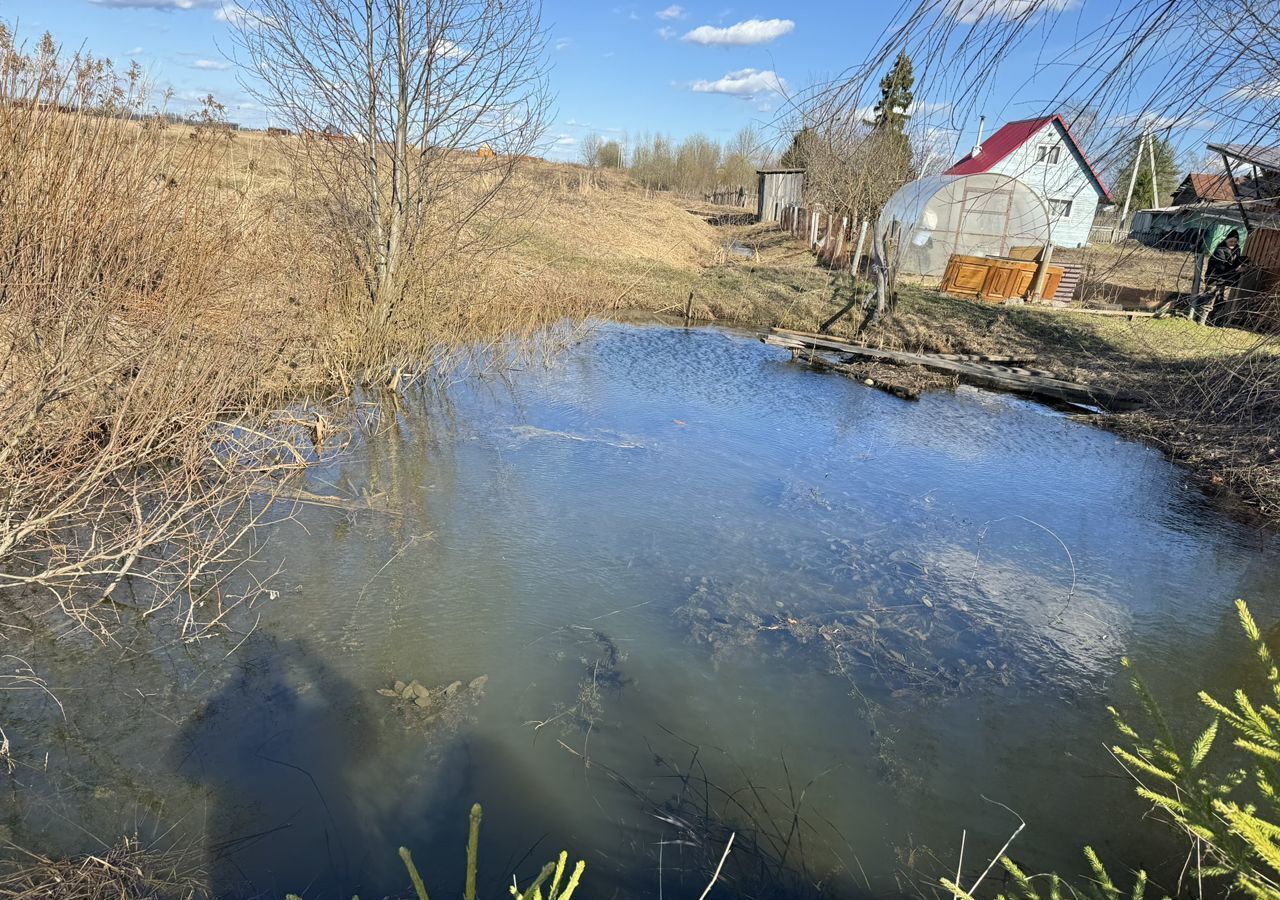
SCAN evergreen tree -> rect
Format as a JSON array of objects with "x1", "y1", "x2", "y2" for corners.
[
  {"x1": 872, "y1": 51, "x2": 914, "y2": 132},
  {"x1": 1117, "y1": 133, "x2": 1179, "y2": 211},
  {"x1": 779, "y1": 126, "x2": 818, "y2": 169}
]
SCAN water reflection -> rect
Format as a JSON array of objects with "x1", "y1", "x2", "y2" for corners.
[{"x1": 6, "y1": 324, "x2": 1280, "y2": 898}]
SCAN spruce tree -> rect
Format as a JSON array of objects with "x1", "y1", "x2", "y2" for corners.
[
  {"x1": 779, "y1": 126, "x2": 818, "y2": 169},
  {"x1": 873, "y1": 52, "x2": 914, "y2": 132}
]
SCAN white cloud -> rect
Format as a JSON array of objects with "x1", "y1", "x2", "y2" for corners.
[
  {"x1": 554, "y1": 134, "x2": 576, "y2": 146},
  {"x1": 216, "y1": 3, "x2": 250, "y2": 24},
  {"x1": 656, "y1": 5, "x2": 686, "y2": 20},
  {"x1": 90, "y1": 0, "x2": 218, "y2": 8},
  {"x1": 127, "y1": 46, "x2": 144, "y2": 56},
  {"x1": 682, "y1": 18, "x2": 794, "y2": 46},
  {"x1": 435, "y1": 39, "x2": 467, "y2": 59},
  {"x1": 657, "y1": 26, "x2": 677, "y2": 39},
  {"x1": 690, "y1": 68, "x2": 788, "y2": 99},
  {"x1": 554, "y1": 37, "x2": 572, "y2": 51},
  {"x1": 947, "y1": 0, "x2": 1077, "y2": 24},
  {"x1": 192, "y1": 58, "x2": 232, "y2": 70}
]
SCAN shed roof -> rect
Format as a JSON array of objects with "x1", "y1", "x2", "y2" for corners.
[
  {"x1": 756, "y1": 168, "x2": 805, "y2": 175},
  {"x1": 1176, "y1": 172, "x2": 1243, "y2": 203},
  {"x1": 943, "y1": 114, "x2": 1114, "y2": 203},
  {"x1": 1207, "y1": 143, "x2": 1280, "y2": 173}
]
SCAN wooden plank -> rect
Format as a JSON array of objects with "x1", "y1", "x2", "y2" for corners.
[
  {"x1": 771, "y1": 327, "x2": 1038, "y2": 364},
  {"x1": 763, "y1": 328, "x2": 1140, "y2": 411},
  {"x1": 1042, "y1": 307, "x2": 1158, "y2": 318}
]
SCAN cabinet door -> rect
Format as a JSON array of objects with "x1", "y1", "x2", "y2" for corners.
[
  {"x1": 983, "y1": 264, "x2": 1015, "y2": 301},
  {"x1": 944, "y1": 259, "x2": 990, "y2": 296},
  {"x1": 1012, "y1": 267, "x2": 1036, "y2": 297}
]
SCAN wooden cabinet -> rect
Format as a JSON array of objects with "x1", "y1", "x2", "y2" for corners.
[{"x1": 940, "y1": 254, "x2": 1064, "y2": 304}]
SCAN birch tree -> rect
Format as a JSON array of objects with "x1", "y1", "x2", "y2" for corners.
[{"x1": 230, "y1": 0, "x2": 551, "y2": 326}]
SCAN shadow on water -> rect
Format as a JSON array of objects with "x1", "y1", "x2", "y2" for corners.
[
  {"x1": 166, "y1": 636, "x2": 599, "y2": 900},
  {"x1": 169, "y1": 635, "x2": 372, "y2": 896},
  {"x1": 167, "y1": 634, "x2": 482, "y2": 898}
]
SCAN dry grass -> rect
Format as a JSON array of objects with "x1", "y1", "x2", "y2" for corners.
[
  {"x1": 0, "y1": 838, "x2": 204, "y2": 900},
  {"x1": 1056, "y1": 241, "x2": 1199, "y2": 308}
]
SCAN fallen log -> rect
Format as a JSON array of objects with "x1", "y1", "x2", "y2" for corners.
[{"x1": 764, "y1": 328, "x2": 1142, "y2": 412}]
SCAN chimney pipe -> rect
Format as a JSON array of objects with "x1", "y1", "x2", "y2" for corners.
[{"x1": 971, "y1": 115, "x2": 986, "y2": 158}]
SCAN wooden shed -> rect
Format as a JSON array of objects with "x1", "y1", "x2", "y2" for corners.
[{"x1": 756, "y1": 168, "x2": 804, "y2": 223}]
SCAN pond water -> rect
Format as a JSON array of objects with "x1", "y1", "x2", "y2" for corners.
[{"x1": 6, "y1": 323, "x2": 1280, "y2": 899}]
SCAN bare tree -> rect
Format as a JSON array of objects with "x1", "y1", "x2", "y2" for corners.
[
  {"x1": 720, "y1": 125, "x2": 766, "y2": 191},
  {"x1": 580, "y1": 132, "x2": 604, "y2": 168},
  {"x1": 230, "y1": 0, "x2": 551, "y2": 337}
]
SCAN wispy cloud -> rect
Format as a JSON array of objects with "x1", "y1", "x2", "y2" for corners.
[
  {"x1": 656, "y1": 4, "x2": 686, "y2": 20},
  {"x1": 127, "y1": 46, "x2": 144, "y2": 56},
  {"x1": 191, "y1": 58, "x2": 231, "y2": 70},
  {"x1": 554, "y1": 37, "x2": 572, "y2": 51},
  {"x1": 690, "y1": 67, "x2": 787, "y2": 99},
  {"x1": 657, "y1": 26, "x2": 677, "y2": 39},
  {"x1": 682, "y1": 18, "x2": 794, "y2": 46},
  {"x1": 947, "y1": 0, "x2": 1077, "y2": 24}
]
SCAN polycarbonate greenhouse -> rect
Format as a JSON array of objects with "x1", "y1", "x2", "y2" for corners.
[{"x1": 876, "y1": 173, "x2": 1052, "y2": 277}]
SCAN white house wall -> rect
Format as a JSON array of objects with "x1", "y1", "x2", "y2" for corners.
[{"x1": 988, "y1": 121, "x2": 1100, "y2": 248}]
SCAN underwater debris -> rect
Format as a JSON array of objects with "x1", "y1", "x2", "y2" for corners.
[
  {"x1": 378, "y1": 674, "x2": 489, "y2": 733},
  {"x1": 676, "y1": 576, "x2": 1043, "y2": 700},
  {"x1": 531, "y1": 627, "x2": 631, "y2": 736}
]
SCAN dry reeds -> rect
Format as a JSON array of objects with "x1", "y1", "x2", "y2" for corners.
[
  {"x1": 0, "y1": 30, "x2": 303, "y2": 642},
  {"x1": 0, "y1": 837, "x2": 205, "y2": 900}
]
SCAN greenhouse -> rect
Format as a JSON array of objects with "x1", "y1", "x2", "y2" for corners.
[{"x1": 876, "y1": 173, "x2": 1052, "y2": 277}]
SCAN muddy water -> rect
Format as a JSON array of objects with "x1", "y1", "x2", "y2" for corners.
[{"x1": 6, "y1": 324, "x2": 1280, "y2": 898}]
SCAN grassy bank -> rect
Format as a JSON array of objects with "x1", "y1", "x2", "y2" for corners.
[{"x1": 210, "y1": 127, "x2": 1275, "y2": 518}]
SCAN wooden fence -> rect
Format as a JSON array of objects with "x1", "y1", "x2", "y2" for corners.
[
  {"x1": 779, "y1": 204, "x2": 872, "y2": 274},
  {"x1": 704, "y1": 188, "x2": 756, "y2": 208}
]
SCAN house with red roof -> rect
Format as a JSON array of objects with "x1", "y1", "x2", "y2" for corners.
[{"x1": 944, "y1": 115, "x2": 1113, "y2": 249}]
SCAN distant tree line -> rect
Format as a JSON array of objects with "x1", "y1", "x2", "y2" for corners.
[{"x1": 579, "y1": 126, "x2": 774, "y2": 197}]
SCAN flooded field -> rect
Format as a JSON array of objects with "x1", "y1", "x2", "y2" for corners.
[{"x1": 5, "y1": 323, "x2": 1279, "y2": 898}]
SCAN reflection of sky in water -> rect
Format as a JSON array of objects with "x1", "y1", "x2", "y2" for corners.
[{"x1": 7, "y1": 324, "x2": 1280, "y2": 898}]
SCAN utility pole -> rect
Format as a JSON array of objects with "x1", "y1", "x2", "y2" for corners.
[
  {"x1": 1118, "y1": 130, "x2": 1148, "y2": 239},
  {"x1": 1147, "y1": 131, "x2": 1160, "y2": 207}
]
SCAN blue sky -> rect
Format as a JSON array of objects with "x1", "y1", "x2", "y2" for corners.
[
  {"x1": 0, "y1": 0, "x2": 1233, "y2": 174},
  {"x1": 0, "y1": 0, "x2": 972, "y2": 160}
]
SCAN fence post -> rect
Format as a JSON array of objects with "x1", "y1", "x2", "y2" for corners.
[{"x1": 850, "y1": 219, "x2": 869, "y2": 277}]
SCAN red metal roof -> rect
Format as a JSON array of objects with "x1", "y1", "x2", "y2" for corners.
[{"x1": 944, "y1": 115, "x2": 1114, "y2": 203}]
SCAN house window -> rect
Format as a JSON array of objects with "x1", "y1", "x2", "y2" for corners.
[
  {"x1": 1037, "y1": 145, "x2": 1062, "y2": 164},
  {"x1": 1049, "y1": 198, "x2": 1074, "y2": 218}
]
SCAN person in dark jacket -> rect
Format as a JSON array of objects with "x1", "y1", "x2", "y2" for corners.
[{"x1": 1194, "y1": 231, "x2": 1247, "y2": 324}]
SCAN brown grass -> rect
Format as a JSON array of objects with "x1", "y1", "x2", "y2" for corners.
[{"x1": 0, "y1": 838, "x2": 204, "y2": 899}]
